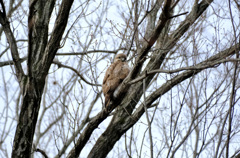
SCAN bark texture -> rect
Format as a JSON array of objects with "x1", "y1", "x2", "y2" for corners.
[{"x1": 1, "y1": 0, "x2": 73, "y2": 157}]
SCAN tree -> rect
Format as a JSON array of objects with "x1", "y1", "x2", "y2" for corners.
[{"x1": 0, "y1": 0, "x2": 239, "y2": 158}]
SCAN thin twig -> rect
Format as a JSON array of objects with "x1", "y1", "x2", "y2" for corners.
[
  {"x1": 34, "y1": 147, "x2": 49, "y2": 158},
  {"x1": 143, "y1": 76, "x2": 154, "y2": 158},
  {"x1": 169, "y1": 11, "x2": 189, "y2": 19},
  {"x1": 56, "y1": 49, "x2": 120, "y2": 56},
  {"x1": 52, "y1": 60, "x2": 101, "y2": 87}
]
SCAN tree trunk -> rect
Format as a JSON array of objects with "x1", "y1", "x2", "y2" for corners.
[
  {"x1": 0, "y1": 0, "x2": 74, "y2": 157},
  {"x1": 11, "y1": 77, "x2": 44, "y2": 157}
]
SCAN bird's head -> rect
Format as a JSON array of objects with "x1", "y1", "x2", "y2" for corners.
[{"x1": 114, "y1": 53, "x2": 127, "y2": 63}]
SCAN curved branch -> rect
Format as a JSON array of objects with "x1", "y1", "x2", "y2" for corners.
[
  {"x1": 0, "y1": 57, "x2": 101, "y2": 87},
  {"x1": 52, "y1": 60, "x2": 101, "y2": 87},
  {"x1": 33, "y1": 147, "x2": 48, "y2": 158}
]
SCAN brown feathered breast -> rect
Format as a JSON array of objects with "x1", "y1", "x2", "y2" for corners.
[{"x1": 102, "y1": 54, "x2": 130, "y2": 109}]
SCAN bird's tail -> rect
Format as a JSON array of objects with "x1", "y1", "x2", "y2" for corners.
[{"x1": 104, "y1": 95, "x2": 111, "y2": 112}]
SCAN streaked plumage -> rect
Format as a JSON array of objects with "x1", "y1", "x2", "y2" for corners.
[{"x1": 102, "y1": 53, "x2": 130, "y2": 109}]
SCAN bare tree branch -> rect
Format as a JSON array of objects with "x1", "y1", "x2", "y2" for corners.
[
  {"x1": 52, "y1": 60, "x2": 101, "y2": 86},
  {"x1": 0, "y1": 57, "x2": 27, "y2": 67},
  {"x1": 143, "y1": 78, "x2": 154, "y2": 158},
  {"x1": 129, "y1": 55, "x2": 240, "y2": 84},
  {"x1": 0, "y1": 0, "x2": 24, "y2": 82},
  {"x1": 33, "y1": 147, "x2": 49, "y2": 158},
  {"x1": 56, "y1": 49, "x2": 125, "y2": 56},
  {"x1": 128, "y1": 0, "x2": 173, "y2": 80}
]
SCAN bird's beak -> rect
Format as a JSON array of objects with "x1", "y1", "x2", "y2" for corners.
[{"x1": 121, "y1": 58, "x2": 125, "y2": 62}]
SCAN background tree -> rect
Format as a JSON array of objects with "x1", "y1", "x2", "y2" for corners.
[{"x1": 0, "y1": 0, "x2": 239, "y2": 158}]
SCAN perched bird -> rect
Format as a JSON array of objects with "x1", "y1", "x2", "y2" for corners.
[{"x1": 102, "y1": 53, "x2": 130, "y2": 110}]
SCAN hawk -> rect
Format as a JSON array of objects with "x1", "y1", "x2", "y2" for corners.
[{"x1": 102, "y1": 53, "x2": 130, "y2": 110}]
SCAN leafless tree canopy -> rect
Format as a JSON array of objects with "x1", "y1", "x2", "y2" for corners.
[{"x1": 0, "y1": 0, "x2": 240, "y2": 158}]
